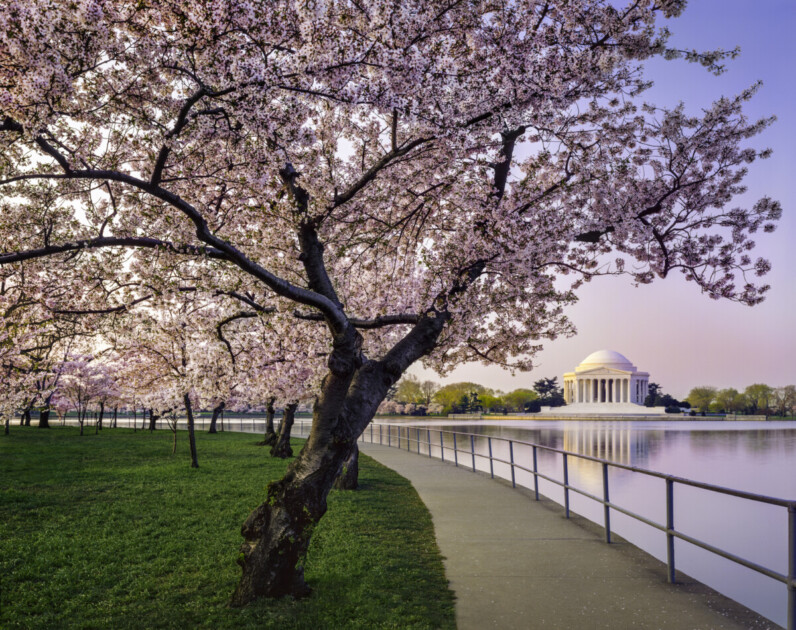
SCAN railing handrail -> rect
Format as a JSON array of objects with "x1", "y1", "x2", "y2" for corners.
[{"x1": 364, "y1": 421, "x2": 795, "y2": 630}]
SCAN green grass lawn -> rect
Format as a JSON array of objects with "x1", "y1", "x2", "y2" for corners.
[{"x1": 0, "y1": 427, "x2": 455, "y2": 629}]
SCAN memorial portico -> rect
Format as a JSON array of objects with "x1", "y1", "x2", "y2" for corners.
[{"x1": 562, "y1": 350, "x2": 649, "y2": 407}]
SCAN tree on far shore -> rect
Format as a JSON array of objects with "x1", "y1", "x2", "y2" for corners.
[
  {"x1": 533, "y1": 377, "x2": 565, "y2": 407},
  {"x1": 686, "y1": 387, "x2": 717, "y2": 413}
]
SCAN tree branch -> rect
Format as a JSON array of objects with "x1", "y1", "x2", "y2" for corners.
[
  {"x1": 293, "y1": 311, "x2": 419, "y2": 329},
  {"x1": 0, "y1": 236, "x2": 227, "y2": 265}
]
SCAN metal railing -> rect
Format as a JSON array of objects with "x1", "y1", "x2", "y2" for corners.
[
  {"x1": 360, "y1": 422, "x2": 796, "y2": 630},
  {"x1": 54, "y1": 413, "x2": 314, "y2": 435}
]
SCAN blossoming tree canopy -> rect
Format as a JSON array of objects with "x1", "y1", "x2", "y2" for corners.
[{"x1": 0, "y1": 0, "x2": 780, "y2": 603}]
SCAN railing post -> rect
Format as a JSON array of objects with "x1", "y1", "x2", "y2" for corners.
[
  {"x1": 470, "y1": 435, "x2": 476, "y2": 472},
  {"x1": 453, "y1": 433, "x2": 458, "y2": 467},
  {"x1": 440, "y1": 431, "x2": 444, "y2": 462},
  {"x1": 417, "y1": 428, "x2": 421, "y2": 454},
  {"x1": 427, "y1": 429, "x2": 432, "y2": 458},
  {"x1": 563, "y1": 453, "x2": 570, "y2": 518},
  {"x1": 371, "y1": 423, "x2": 373, "y2": 443},
  {"x1": 788, "y1": 503, "x2": 795, "y2": 630},
  {"x1": 509, "y1": 441, "x2": 515, "y2": 488},
  {"x1": 532, "y1": 445, "x2": 539, "y2": 501},
  {"x1": 488, "y1": 437, "x2": 494, "y2": 478},
  {"x1": 603, "y1": 462, "x2": 611, "y2": 544},
  {"x1": 666, "y1": 478, "x2": 676, "y2": 583},
  {"x1": 388, "y1": 425, "x2": 391, "y2": 447},
  {"x1": 379, "y1": 424, "x2": 382, "y2": 445}
]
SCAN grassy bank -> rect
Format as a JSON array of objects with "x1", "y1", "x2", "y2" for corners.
[{"x1": 0, "y1": 427, "x2": 455, "y2": 629}]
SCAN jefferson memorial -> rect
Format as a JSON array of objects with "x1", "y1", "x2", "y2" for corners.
[{"x1": 557, "y1": 350, "x2": 653, "y2": 414}]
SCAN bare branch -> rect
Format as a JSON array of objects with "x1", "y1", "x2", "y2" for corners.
[{"x1": 0, "y1": 236, "x2": 227, "y2": 265}]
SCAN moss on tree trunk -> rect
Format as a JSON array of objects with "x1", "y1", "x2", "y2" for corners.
[{"x1": 333, "y1": 446, "x2": 359, "y2": 491}]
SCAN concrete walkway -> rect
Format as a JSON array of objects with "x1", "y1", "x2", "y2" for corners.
[{"x1": 360, "y1": 443, "x2": 776, "y2": 630}]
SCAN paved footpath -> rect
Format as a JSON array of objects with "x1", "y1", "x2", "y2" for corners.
[{"x1": 360, "y1": 443, "x2": 776, "y2": 630}]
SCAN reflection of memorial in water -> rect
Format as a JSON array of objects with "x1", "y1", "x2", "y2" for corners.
[{"x1": 561, "y1": 424, "x2": 661, "y2": 487}]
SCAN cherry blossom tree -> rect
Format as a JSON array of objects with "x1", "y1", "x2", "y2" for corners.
[
  {"x1": 214, "y1": 306, "x2": 326, "y2": 453},
  {"x1": 108, "y1": 294, "x2": 227, "y2": 467},
  {"x1": 0, "y1": 265, "x2": 89, "y2": 428},
  {"x1": 0, "y1": 0, "x2": 781, "y2": 603},
  {"x1": 57, "y1": 353, "x2": 107, "y2": 436}
]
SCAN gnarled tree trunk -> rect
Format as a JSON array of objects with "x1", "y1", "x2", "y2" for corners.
[
  {"x1": 149, "y1": 409, "x2": 158, "y2": 431},
  {"x1": 258, "y1": 397, "x2": 277, "y2": 447},
  {"x1": 39, "y1": 393, "x2": 53, "y2": 428},
  {"x1": 230, "y1": 308, "x2": 445, "y2": 607},
  {"x1": 270, "y1": 403, "x2": 297, "y2": 459},
  {"x1": 209, "y1": 401, "x2": 225, "y2": 434},
  {"x1": 232, "y1": 342, "x2": 395, "y2": 603}
]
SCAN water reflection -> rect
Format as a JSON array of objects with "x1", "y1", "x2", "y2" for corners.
[{"x1": 378, "y1": 418, "x2": 796, "y2": 627}]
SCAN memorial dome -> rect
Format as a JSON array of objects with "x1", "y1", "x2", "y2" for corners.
[{"x1": 576, "y1": 349, "x2": 636, "y2": 372}]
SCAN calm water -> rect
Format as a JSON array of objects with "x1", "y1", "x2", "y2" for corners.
[{"x1": 370, "y1": 419, "x2": 796, "y2": 628}]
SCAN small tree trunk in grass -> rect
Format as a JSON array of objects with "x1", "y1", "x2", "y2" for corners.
[
  {"x1": 259, "y1": 397, "x2": 277, "y2": 446},
  {"x1": 270, "y1": 403, "x2": 297, "y2": 459},
  {"x1": 98, "y1": 402, "x2": 104, "y2": 431},
  {"x1": 112, "y1": 406, "x2": 117, "y2": 428},
  {"x1": 39, "y1": 393, "x2": 53, "y2": 428},
  {"x1": 38, "y1": 407, "x2": 50, "y2": 429},
  {"x1": 4, "y1": 415, "x2": 9, "y2": 435},
  {"x1": 184, "y1": 393, "x2": 199, "y2": 468},
  {"x1": 209, "y1": 402, "x2": 225, "y2": 434},
  {"x1": 171, "y1": 417, "x2": 177, "y2": 454},
  {"x1": 79, "y1": 409, "x2": 85, "y2": 436},
  {"x1": 149, "y1": 409, "x2": 158, "y2": 431},
  {"x1": 333, "y1": 445, "x2": 359, "y2": 490}
]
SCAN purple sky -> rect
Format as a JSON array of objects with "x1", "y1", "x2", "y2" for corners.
[{"x1": 411, "y1": 1, "x2": 796, "y2": 400}]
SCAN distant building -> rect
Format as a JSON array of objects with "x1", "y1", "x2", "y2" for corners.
[{"x1": 558, "y1": 350, "x2": 653, "y2": 414}]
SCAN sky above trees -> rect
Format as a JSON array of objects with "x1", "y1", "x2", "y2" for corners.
[{"x1": 410, "y1": 1, "x2": 796, "y2": 399}]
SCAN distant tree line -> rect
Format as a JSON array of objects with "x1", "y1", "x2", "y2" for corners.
[
  {"x1": 685, "y1": 384, "x2": 796, "y2": 417},
  {"x1": 379, "y1": 375, "x2": 566, "y2": 416}
]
